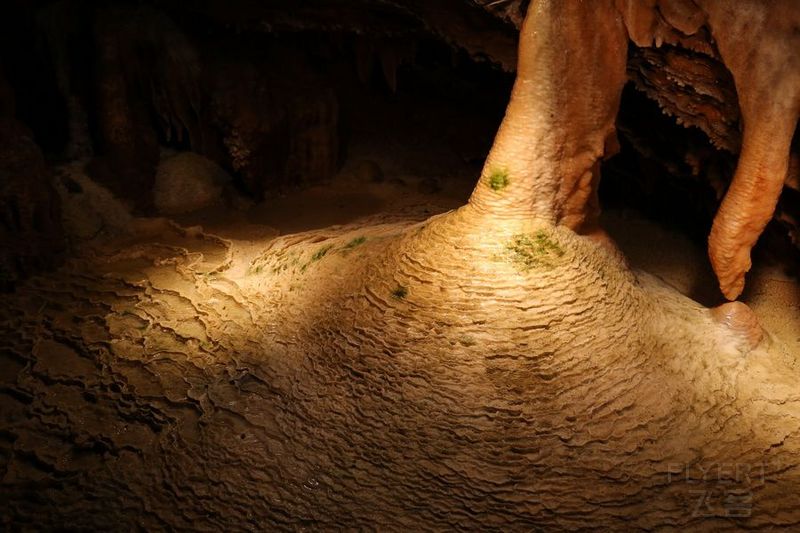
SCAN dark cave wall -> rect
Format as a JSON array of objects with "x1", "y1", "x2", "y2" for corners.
[
  {"x1": 0, "y1": 118, "x2": 64, "y2": 290},
  {"x1": 0, "y1": 0, "x2": 513, "y2": 203}
]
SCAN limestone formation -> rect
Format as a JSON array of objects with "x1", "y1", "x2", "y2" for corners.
[{"x1": 1, "y1": 1, "x2": 800, "y2": 530}]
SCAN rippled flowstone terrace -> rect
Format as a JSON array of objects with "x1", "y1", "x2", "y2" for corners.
[{"x1": 2, "y1": 206, "x2": 800, "y2": 530}]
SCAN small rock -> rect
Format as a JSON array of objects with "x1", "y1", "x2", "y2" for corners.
[
  {"x1": 55, "y1": 162, "x2": 133, "y2": 240},
  {"x1": 154, "y1": 152, "x2": 230, "y2": 215}
]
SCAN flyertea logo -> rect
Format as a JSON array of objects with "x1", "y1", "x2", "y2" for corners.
[{"x1": 666, "y1": 462, "x2": 780, "y2": 518}]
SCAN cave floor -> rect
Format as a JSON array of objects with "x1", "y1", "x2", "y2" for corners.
[{"x1": 4, "y1": 160, "x2": 799, "y2": 528}]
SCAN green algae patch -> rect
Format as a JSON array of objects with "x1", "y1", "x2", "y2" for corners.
[
  {"x1": 457, "y1": 334, "x2": 476, "y2": 347},
  {"x1": 391, "y1": 285, "x2": 408, "y2": 299},
  {"x1": 487, "y1": 169, "x2": 510, "y2": 191},
  {"x1": 343, "y1": 236, "x2": 367, "y2": 251},
  {"x1": 504, "y1": 231, "x2": 565, "y2": 271},
  {"x1": 312, "y1": 244, "x2": 334, "y2": 262}
]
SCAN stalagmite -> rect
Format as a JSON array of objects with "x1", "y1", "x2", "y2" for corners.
[{"x1": 468, "y1": 0, "x2": 627, "y2": 232}]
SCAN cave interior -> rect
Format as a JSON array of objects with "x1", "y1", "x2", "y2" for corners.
[{"x1": 1, "y1": 0, "x2": 800, "y2": 529}]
